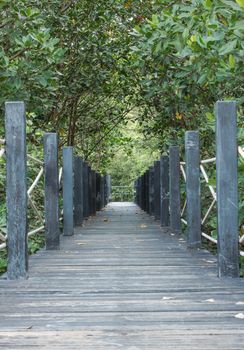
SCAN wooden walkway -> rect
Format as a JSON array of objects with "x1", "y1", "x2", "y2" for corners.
[{"x1": 0, "y1": 203, "x2": 244, "y2": 349}]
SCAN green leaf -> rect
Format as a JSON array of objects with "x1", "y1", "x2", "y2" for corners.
[
  {"x1": 229, "y1": 54, "x2": 235, "y2": 68},
  {"x1": 219, "y1": 40, "x2": 237, "y2": 55},
  {"x1": 205, "y1": 0, "x2": 212, "y2": 9}
]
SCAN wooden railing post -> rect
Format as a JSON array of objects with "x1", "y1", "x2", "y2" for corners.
[
  {"x1": 5, "y1": 102, "x2": 28, "y2": 279},
  {"x1": 88, "y1": 166, "x2": 92, "y2": 216},
  {"x1": 62, "y1": 147, "x2": 74, "y2": 236},
  {"x1": 160, "y1": 155, "x2": 169, "y2": 227},
  {"x1": 100, "y1": 175, "x2": 105, "y2": 209},
  {"x1": 154, "y1": 160, "x2": 160, "y2": 221},
  {"x1": 106, "y1": 175, "x2": 111, "y2": 203},
  {"x1": 44, "y1": 133, "x2": 60, "y2": 250},
  {"x1": 144, "y1": 171, "x2": 149, "y2": 213},
  {"x1": 138, "y1": 176, "x2": 142, "y2": 209},
  {"x1": 83, "y1": 162, "x2": 88, "y2": 218},
  {"x1": 169, "y1": 146, "x2": 181, "y2": 233},
  {"x1": 185, "y1": 131, "x2": 201, "y2": 248},
  {"x1": 96, "y1": 173, "x2": 101, "y2": 211},
  {"x1": 74, "y1": 156, "x2": 83, "y2": 227},
  {"x1": 216, "y1": 101, "x2": 239, "y2": 277},
  {"x1": 92, "y1": 170, "x2": 96, "y2": 215},
  {"x1": 149, "y1": 166, "x2": 154, "y2": 216},
  {"x1": 141, "y1": 173, "x2": 145, "y2": 211}
]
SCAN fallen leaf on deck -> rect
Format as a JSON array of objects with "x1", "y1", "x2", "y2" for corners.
[{"x1": 140, "y1": 224, "x2": 147, "y2": 228}]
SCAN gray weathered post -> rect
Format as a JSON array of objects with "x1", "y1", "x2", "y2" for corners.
[
  {"x1": 96, "y1": 173, "x2": 101, "y2": 211},
  {"x1": 169, "y1": 146, "x2": 181, "y2": 233},
  {"x1": 62, "y1": 147, "x2": 74, "y2": 236},
  {"x1": 104, "y1": 174, "x2": 108, "y2": 205},
  {"x1": 92, "y1": 170, "x2": 96, "y2": 215},
  {"x1": 138, "y1": 176, "x2": 142, "y2": 209},
  {"x1": 154, "y1": 161, "x2": 160, "y2": 220},
  {"x1": 74, "y1": 156, "x2": 83, "y2": 226},
  {"x1": 83, "y1": 162, "x2": 88, "y2": 218},
  {"x1": 88, "y1": 166, "x2": 92, "y2": 216},
  {"x1": 185, "y1": 131, "x2": 201, "y2": 248},
  {"x1": 144, "y1": 171, "x2": 148, "y2": 212},
  {"x1": 5, "y1": 102, "x2": 28, "y2": 279},
  {"x1": 160, "y1": 155, "x2": 170, "y2": 226},
  {"x1": 106, "y1": 175, "x2": 111, "y2": 203},
  {"x1": 100, "y1": 175, "x2": 105, "y2": 209},
  {"x1": 149, "y1": 166, "x2": 155, "y2": 216},
  {"x1": 44, "y1": 133, "x2": 60, "y2": 250},
  {"x1": 216, "y1": 101, "x2": 239, "y2": 278}
]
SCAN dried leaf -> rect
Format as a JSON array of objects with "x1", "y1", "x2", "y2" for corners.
[{"x1": 140, "y1": 224, "x2": 147, "y2": 228}]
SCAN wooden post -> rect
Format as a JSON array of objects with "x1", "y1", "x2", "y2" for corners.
[
  {"x1": 138, "y1": 176, "x2": 142, "y2": 209},
  {"x1": 100, "y1": 175, "x2": 105, "y2": 209},
  {"x1": 44, "y1": 133, "x2": 60, "y2": 250},
  {"x1": 185, "y1": 131, "x2": 201, "y2": 249},
  {"x1": 169, "y1": 146, "x2": 181, "y2": 233},
  {"x1": 154, "y1": 161, "x2": 160, "y2": 221},
  {"x1": 5, "y1": 102, "x2": 28, "y2": 279},
  {"x1": 106, "y1": 175, "x2": 111, "y2": 203},
  {"x1": 216, "y1": 101, "x2": 239, "y2": 278},
  {"x1": 96, "y1": 173, "x2": 101, "y2": 211},
  {"x1": 144, "y1": 171, "x2": 149, "y2": 212},
  {"x1": 83, "y1": 162, "x2": 88, "y2": 218},
  {"x1": 74, "y1": 156, "x2": 83, "y2": 226},
  {"x1": 62, "y1": 147, "x2": 74, "y2": 236},
  {"x1": 160, "y1": 155, "x2": 170, "y2": 226},
  {"x1": 92, "y1": 170, "x2": 96, "y2": 215},
  {"x1": 149, "y1": 166, "x2": 154, "y2": 216},
  {"x1": 88, "y1": 166, "x2": 92, "y2": 216}
]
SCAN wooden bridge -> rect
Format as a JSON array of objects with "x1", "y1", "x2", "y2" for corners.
[
  {"x1": 1, "y1": 202, "x2": 244, "y2": 349},
  {"x1": 1, "y1": 101, "x2": 244, "y2": 349}
]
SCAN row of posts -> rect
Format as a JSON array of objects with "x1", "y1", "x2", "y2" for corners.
[
  {"x1": 135, "y1": 101, "x2": 239, "y2": 278},
  {"x1": 5, "y1": 101, "x2": 110, "y2": 279}
]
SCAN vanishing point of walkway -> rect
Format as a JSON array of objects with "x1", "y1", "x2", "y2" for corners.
[{"x1": 0, "y1": 203, "x2": 244, "y2": 349}]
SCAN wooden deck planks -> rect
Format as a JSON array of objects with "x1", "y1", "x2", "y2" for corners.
[{"x1": 0, "y1": 202, "x2": 244, "y2": 349}]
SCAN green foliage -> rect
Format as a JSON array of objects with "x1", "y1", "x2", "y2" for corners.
[
  {"x1": 107, "y1": 114, "x2": 160, "y2": 188},
  {"x1": 130, "y1": 0, "x2": 244, "y2": 148}
]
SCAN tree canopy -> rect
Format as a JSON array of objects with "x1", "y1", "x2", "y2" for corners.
[{"x1": 0, "y1": 0, "x2": 243, "y2": 174}]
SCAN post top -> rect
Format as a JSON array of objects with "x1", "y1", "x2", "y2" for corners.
[{"x1": 5, "y1": 101, "x2": 25, "y2": 106}]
